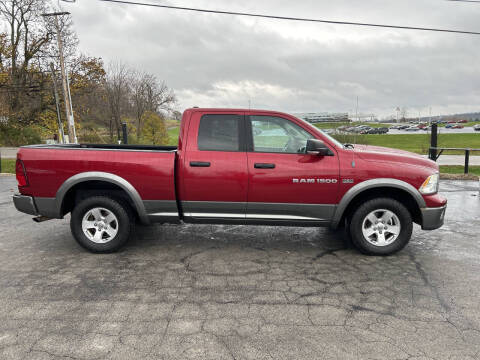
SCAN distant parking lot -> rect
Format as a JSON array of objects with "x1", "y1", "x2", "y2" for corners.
[
  {"x1": 1, "y1": 175, "x2": 480, "y2": 359},
  {"x1": 390, "y1": 127, "x2": 477, "y2": 134}
]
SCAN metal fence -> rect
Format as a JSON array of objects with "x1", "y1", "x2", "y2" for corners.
[{"x1": 429, "y1": 147, "x2": 480, "y2": 174}]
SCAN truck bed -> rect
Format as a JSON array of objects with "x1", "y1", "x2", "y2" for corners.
[{"x1": 17, "y1": 144, "x2": 178, "y2": 208}]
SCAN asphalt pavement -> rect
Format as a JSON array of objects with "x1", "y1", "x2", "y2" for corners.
[{"x1": 0, "y1": 175, "x2": 480, "y2": 359}]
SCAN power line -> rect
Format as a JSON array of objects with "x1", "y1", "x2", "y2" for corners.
[
  {"x1": 447, "y1": 0, "x2": 480, "y2": 3},
  {"x1": 93, "y1": 0, "x2": 480, "y2": 35}
]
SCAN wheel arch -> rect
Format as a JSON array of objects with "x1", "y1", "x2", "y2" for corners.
[
  {"x1": 331, "y1": 178, "x2": 425, "y2": 229},
  {"x1": 56, "y1": 172, "x2": 149, "y2": 224}
]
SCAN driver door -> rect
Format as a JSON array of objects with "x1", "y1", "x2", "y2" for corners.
[{"x1": 246, "y1": 114, "x2": 340, "y2": 223}]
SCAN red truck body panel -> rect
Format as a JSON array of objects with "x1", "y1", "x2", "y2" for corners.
[{"x1": 18, "y1": 148, "x2": 176, "y2": 201}]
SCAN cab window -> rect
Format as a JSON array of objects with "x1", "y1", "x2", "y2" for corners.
[
  {"x1": 250, "y1": 116, "x2": 312, "y2": 154},
  {"x1": 198, "y1": 114, "x2": 241, "y2": 151}
]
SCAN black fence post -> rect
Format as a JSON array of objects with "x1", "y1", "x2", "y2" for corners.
[
  {"x1": 121, "y1": 123, "x2": 128, "y2": 145},
  {"x1": 464, "y1": 149, "x2": 470, "y2": 174},
  {"x1": 429, "y1": 123, "x2": 438, "y2": 161}
]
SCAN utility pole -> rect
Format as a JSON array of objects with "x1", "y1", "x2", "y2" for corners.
[
  {"x1": 49, "y1": 63, "x2": 65, "y2": 143},
  {"x1": 42, "y1": 12, "x2": 77, "y2": 143}
]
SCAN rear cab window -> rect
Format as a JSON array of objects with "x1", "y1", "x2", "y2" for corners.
[{"x1": 197, "y1": 114, "x2": 243, "y2": 152}]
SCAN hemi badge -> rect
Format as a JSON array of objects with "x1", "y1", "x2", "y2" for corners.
[{"x1": 342, "y1": 179, "x2": 354, "y2": 184}]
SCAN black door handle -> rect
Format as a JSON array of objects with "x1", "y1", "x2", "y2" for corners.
[
  {"x1": 190, "y1": 161, "x2": 211, "y2": 167},
  {"x1": 254, "y1": 163, "x2": 275, "y2": 169}
]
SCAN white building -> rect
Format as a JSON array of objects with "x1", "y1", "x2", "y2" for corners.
[{"x1": 295, "y1": 112, "x2": 349, "y2": 123}]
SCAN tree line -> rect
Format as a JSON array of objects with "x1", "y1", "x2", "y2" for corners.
[{"x1": 0, "y1": 0, "x2": 177, "y2": 146}]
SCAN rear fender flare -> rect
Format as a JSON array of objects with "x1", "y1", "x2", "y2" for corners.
[
  {"x1": 331, "y1": 178, "x2": 426, "y2": 229},
  {"x1": 56, "y1": 171, "x2": 149, "y2": 224}
]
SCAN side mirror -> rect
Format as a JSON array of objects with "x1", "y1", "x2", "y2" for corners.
[{"x1": 306, "y1": 139, "x2": 331, "y2": 156}]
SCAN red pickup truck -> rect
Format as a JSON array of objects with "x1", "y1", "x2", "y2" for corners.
[{"x1": 13, "y1": 108, "x2": 446, "y2": 255}]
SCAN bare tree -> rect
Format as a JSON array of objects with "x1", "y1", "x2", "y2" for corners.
[
  {"x1": 104, "y1": 61, "x2": 131, "y2": 140},
  {"x1": 0, "y1": 0, "x2": 51, "y2": 120},
  {"x1": 0, "y1": 1, "x2": 79, "y2": 125},
  {"x1": 132, "y1": 71, "x2": 176, "y2": 139},
  {"x1": 171, "y1": 110, "x2": 182, "y2": 122}
]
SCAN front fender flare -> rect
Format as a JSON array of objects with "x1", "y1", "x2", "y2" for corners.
[{"x1": 330, "y1": 178, "x2": 426, "y2": 229}]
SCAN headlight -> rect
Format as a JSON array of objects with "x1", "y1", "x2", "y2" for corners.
[{"x1": 419, "y1": 173, "x2": 439, "y2": 195}]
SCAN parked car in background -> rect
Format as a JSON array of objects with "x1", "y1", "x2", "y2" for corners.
[
  {"x1": 360, "y1": 127, "x2": 374, "y2": 134},
  {"x1": 451, "y1": 124, "x2": 464, "y2": 129},
  {"x1": 445, "y1": 124, "x2": 454, "y2": 129},
  {"x1": 474, "y1": 124, "x2": 480, "y2": 131},
  {"x1": 405, "y1": 126, "x2": 420, "y2": 131},
  {"x1": 352, "y1": 125, "x2": 371, "y2": 134}
]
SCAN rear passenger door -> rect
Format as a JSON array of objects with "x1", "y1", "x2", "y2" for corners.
[{"x1": 180, "y1": 112, "x2": 248, "y2": 220}]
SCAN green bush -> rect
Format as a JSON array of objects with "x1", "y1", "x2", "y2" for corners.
[{"x1": 0, "y1": 125, "x2": 42, "y2": 146}]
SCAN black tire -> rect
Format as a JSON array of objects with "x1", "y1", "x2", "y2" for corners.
[
  {"x1": 70, "y1": 196, "x2": 134, "y2": 253},
  {"x1": 349, "y1": 198, "x2": 412, "y2": 256}
]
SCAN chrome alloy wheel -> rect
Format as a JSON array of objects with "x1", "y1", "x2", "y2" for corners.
[
  {"x1": 361, "y1": 209, "x2": 401, "y2": 247},
  {"x1": 81, "y1": 207, "x2": 119, "y2": 243}
]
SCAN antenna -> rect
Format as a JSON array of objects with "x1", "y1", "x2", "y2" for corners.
[
  {"x1": 352, "y1": 96, "x2": 359, "y2": 168},
  {"x1": 354, "y1": 96, "x2": 359, "y2": 145}
]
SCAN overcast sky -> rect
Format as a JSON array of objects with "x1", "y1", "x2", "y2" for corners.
[{"x1": 62, "y1": 0, "x2": 480, "y2": 118}]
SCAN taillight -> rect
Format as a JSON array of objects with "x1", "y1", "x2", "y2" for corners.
[{"x1": 16, "y1": 159, "x2": 29, "y2": 187}]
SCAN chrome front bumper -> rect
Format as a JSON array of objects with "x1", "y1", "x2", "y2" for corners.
[{"x1": 421, "y1": 205, "x2": 447, "y2": 230}]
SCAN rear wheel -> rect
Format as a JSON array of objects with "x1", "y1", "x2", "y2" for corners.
[
  {"x1": 70, "y1": 196, "x2": 133, "y2": 253},
  {"x1": 349, "y1": 198, "x2": 412, "y2": 255}
]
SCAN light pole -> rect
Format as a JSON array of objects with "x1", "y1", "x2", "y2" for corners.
[
  {"x1": 49, "y1": 63, "x2": 66, "y2": 143},
  {"x1": 42, "y1": 11, "x2": 77, "y2": 143}
]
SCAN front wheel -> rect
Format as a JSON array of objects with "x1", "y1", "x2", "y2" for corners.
[
  {"x1": 349, "y1": 198, "x2": 413, "y2": 255},
  {"x1": 70, "y1": 196, "x2": 134, "y2": 253}
]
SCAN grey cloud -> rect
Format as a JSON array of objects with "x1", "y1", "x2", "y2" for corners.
[{"x1": 65, "y1": 0, "x2": 480, "y2": 117}]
